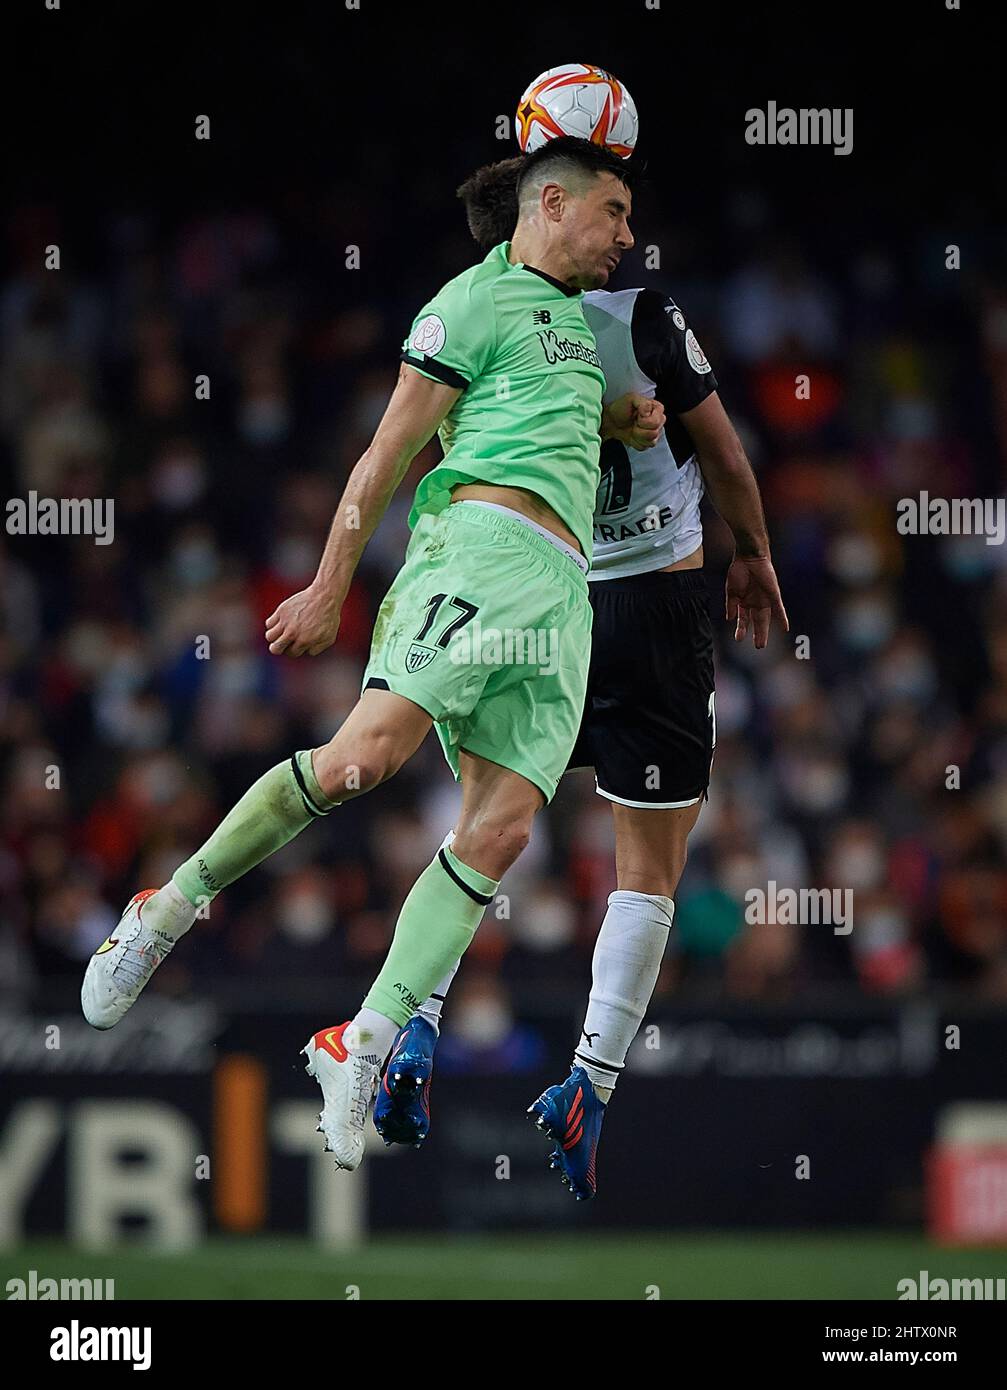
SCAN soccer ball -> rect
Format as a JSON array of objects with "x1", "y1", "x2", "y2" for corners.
[{"x1": 515, "y1": 64, "x2": 639, "y2": 159}]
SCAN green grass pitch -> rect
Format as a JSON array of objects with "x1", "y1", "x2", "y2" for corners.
[{"x1": 4, "y1": 1233, "x2": 1005, "y2": 1300}]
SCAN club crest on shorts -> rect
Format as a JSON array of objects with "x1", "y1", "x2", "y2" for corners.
[{"x1": 405, "y1": 643, "x2": 437, "y2": 673}]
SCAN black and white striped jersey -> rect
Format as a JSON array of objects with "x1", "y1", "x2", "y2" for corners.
[{"x1": 582, "y1": 288, "x2": 718, "y2": 580}]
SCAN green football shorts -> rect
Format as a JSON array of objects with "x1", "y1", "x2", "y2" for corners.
[{"x1": 363, "y1": 501, "x2": 592, "y2": 802}]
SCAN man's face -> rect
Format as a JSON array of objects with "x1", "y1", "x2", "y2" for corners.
[{"x1": 559, "y1": 170, "x2": 634, "y2": 289}]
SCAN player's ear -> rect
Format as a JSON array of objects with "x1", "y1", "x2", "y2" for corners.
[{"x1": 540, "y1": 182, "x2": 565, "y2": 222}]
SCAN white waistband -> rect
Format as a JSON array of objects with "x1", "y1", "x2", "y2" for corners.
[{"x1": 455, "y1": 501, "x2": 589, "y2": 574}]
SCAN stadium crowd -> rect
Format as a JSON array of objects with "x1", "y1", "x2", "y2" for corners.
[{"x1": 2, "y1": 176, "x2": 1005, "y2": 1041}]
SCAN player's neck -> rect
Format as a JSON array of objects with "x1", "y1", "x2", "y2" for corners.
[{"x1": 508, "y1": 233, "x2": 579, "y2": 292}]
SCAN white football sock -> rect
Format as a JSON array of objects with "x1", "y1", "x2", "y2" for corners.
[
  {"x1": 573, "y1": 891, "x2": 674, "y2": 1097},
  {"x1": 417, "y1": 961, "x2": 459, "y2": 1034},
  {"x1": 144, "y1": 880, "x2": 198, "y2": 941},
  {"x1": 347, "y1": 1007, "x2": 399, "y2": 1061}
]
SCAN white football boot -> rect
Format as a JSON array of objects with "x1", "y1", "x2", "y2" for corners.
[
  {"x1": 81, "y1": 888, "x2": 178, "y2": 1029},
  {"x1": 302, "y1": 1022, "x2": 382, "y2": 1171}
]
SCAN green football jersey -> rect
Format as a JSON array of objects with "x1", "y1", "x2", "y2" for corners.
[{"x1": 400, "y1": 240, "x2": 605, "y2": 561}]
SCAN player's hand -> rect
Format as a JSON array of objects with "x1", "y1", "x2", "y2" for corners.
[
  {"x1": 725, "y1": 555, "x2": 789, "y2": 649},
  {"x1": 265, "y1": 584, "x2": 343, "y2": 657},
  {"x1": 603, "y1": 392, "x2": 665, "y2": 450}
]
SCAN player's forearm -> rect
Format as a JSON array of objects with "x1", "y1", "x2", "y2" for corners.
[
  {"x1": 696, "y1": 441, "x2": 771, "y2": 559},
  {"x1": 313, "y1": 443, "x2": 414, "y2": 598},
  {"x1": 311, "y1": 366, "x2": 459, "y2": 599},
  {"x1": 599, "y1": 403, "x2": 620, "y2": 440}
]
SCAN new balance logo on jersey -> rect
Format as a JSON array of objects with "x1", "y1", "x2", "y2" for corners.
[{"x1": 532, "y1": 309, "x2": 552, "y2": 324}]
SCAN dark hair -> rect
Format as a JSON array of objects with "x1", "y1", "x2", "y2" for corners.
[
  {"x1": 457, "y1": 139, "x2": 637, "y2": 255},
  {"x1": 514, "y1": 135, "x2": 635, "y2": 205},
  {"x1": 456, "y1": 157, "x2": 522, "y2": 253}
]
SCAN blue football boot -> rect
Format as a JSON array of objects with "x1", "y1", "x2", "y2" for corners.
[
  {"x1": 372, "y1": 1015, "x2": 436, "y2": 1148},
  {"x1": 527, "y1": 1065, "x2": 605, "y2": 1201}
]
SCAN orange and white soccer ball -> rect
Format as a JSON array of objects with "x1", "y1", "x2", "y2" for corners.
[{"x1": 515, "y1": 63, "x2": 639, "y2": 159}]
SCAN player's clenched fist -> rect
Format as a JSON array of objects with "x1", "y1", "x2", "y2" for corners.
[
  {"x1": 626, "y1": 396, "x2": 665, "y2": 450},
  {"x1": 265, "y1": 584, "x2": 343, "y2": 657},
  {"x1": 602, "y1": 391, "x2": 665, "y2": 451}
]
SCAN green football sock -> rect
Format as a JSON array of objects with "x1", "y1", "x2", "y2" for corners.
[
  {"x1": 172, "y1": 750, "x2": 336, "y2": 907},
  {"x1": 363, "y1": 844, "x2": 500, "y2": 1027}
]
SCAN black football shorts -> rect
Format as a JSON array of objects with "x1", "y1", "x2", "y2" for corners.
[{"x1": 569, "y1": 569, "x2": 716, "y2": 807}]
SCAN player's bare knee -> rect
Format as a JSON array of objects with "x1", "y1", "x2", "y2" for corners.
[
  {"x1": 454, "y1": 814, "x2": 532, "y2": 878},
  {"x1": 496, "y1": 818, "x2": 532, "y2": 868},
  {"x1": 313, "y1": 746, "x2": 370, "y2": 800},
  {"x1": 314, "y1": 730, "x2": 405, "y2": 800}
]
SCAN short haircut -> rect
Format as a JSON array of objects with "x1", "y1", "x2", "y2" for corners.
[
  {"x1": 514, "y1": 135, "x2": 634, "y2": 213},
  {"x1": 457, "y1": 139, "x2": 636, "y2": 255}
]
